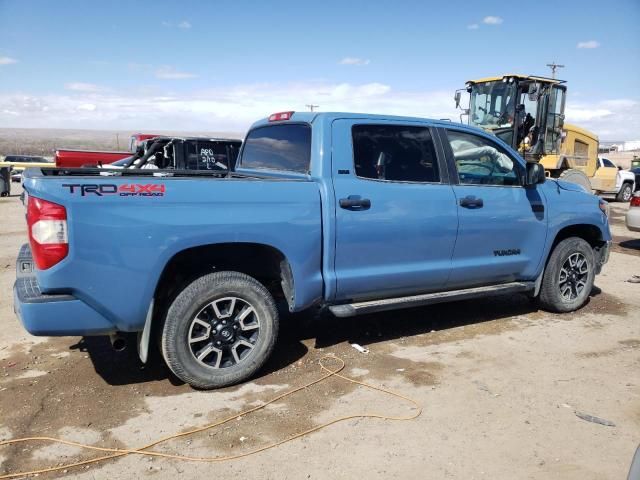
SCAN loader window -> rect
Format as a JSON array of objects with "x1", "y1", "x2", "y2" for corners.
[
  {"x1": 352, "y1": 125, "x2": 440, "y2": 183},
  {"x1": 446, "y1": 130, "x2": 521, "y2": 186},
  {"x1": 544, "y1": 87, "x2": 565, "y2": 154},
  {"x1": 469, "y1": 81, "x2": 517, "y2": 129}
]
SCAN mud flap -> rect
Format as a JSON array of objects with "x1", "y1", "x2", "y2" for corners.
[{"x1": 137, "y1": 299, "x2": 154, "y2": 363}]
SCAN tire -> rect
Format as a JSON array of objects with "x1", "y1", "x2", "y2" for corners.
[
  {"x1": 161, "y1": 271, "x2": 279, "y2": 389},
  {"x1": 537, "y1": 237, "x2": 595, "y2": 313},
  {"x1": 616, "y1": 183, "x2": 633, "y2": 202},
  {"x1": 558, "y1": 169, "x2": 593, "y2": 193}
]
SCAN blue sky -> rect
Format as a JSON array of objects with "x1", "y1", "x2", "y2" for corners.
[{"x1": 0, "y1": 0, "x2": 639, "y2": 139}]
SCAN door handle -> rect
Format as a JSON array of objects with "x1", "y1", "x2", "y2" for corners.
[
  {"x1": 459, "y1": 195, "x2": 484, "y2": 208},
  {"x1": 339, "y1": 196, "x2": 371, "y2": 210}
]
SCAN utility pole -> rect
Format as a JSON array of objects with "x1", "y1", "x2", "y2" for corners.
[
  {"x1": 546, "y1": 62, "x2": 565, "y2": 79},
  {"x1": 305, "y1": 104, "x2": 319, "y2": 112}
]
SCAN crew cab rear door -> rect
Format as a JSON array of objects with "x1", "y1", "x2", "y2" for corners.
[
  {"x1": 439, "y1": 127, "x2": 548, "y2": 288},
  {"x1": 331, "y1": 119, "x2": 458, "y2": 301}
]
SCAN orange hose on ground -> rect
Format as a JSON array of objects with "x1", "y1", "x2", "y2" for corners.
[{"x1": 0, "y1": 355, "x2": 422, "y2": 478}]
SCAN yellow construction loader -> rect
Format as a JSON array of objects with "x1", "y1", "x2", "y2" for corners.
[{"x1": 454, "y1": 74, "x2": 620, "y2": 194}]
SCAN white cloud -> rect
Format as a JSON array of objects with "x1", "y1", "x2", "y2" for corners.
[
  {"x1": 64, "y1": 82, "x2": 104, "y2": 93},
  {"x1": 155, "y1": 66, "x2": 197, "y2": 80},
  {"x1": 77, "y1": 103, "x2": 97, "y2": 111},
  {"x1": 577, "y1": 40, "x2": 600, "y2": 49},
  {"x1": 565, "y1": 98, "x2": 639, "y2": 139},
  {"x1": 0, "y1": 82, "x2": 457, "y2": 133},
  {"x1": 161, "y1": 20, "x2": 191, "y2": 29},
  {"x1": 467, "y1": 24, "x2": 479, "y2": 30},
  {"x1": 0, "y1": 56, "x2": 17, "y2": 65},
  {"x1": 482, "y1": 16, "x2": 503, "y2": 25},
  {"x1": 339, "y1": 57, "x2": 370, "y2": 66},
  {"x1": 1, "y1": 83, "x2": 637, "y2": 141}
]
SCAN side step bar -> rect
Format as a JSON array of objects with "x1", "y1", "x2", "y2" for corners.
[{"x1": 328, "y1": 282, "x2": 535, "y2": 318}]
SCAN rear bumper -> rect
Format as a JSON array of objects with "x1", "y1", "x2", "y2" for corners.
[{"x1": 13, "y1": 245, "x2": 115, "y2": 336}]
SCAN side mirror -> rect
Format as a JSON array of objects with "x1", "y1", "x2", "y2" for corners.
[
  {"x1": 526, "y1": 163, "x2": 546, "y2": 186},
  {"x1": 454, "y1": 91, "x2": 462, "y2": 109}
]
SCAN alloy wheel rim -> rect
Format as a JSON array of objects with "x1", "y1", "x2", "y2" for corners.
[
  {"x1": 558, "y1": 252, "x2": 589, "y2": 301},
  {"x1": 623, "y1": 186, "x2": 632, "y2": 202},
  {"x1": 187, "y1": 297, "x2": 260, "y2": 369}
]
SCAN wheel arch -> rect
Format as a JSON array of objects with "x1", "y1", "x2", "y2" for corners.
[
  {"x1": 153, "y1": 242, "x2": 295, "y2": 316},
  {"x1": 549, "y1": 223, "x2": 606, "y2": 252}
]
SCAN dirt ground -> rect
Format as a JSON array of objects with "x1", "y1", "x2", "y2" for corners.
[{"x1": 0, "y1": 183, "x2": 638, "y2": 480}]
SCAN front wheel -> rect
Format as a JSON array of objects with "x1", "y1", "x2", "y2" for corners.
[
  {"x1": 161, "y1": 271, "x2": 279, "y2": 389},
  {"x1": 537, "y1": 237, "x2": 595, "y2": 313},
  {"x1": 617, "y1": 183, "x2": 633, "y2": 202}
]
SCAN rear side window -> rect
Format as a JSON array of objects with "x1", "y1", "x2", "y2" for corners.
[
  {"x1": 352, "y1": 125, "x2": 440, "y2": 182},
  {"x1": 240, "y1": 124, "x2": 311, "y2": 174}
]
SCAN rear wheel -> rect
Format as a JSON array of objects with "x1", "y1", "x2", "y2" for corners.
[
  {"x1": 537, "y1": 237, "x2": 595, "y2": 312},
  {"x1": 558, "y1": 169, "x2": 593, "y2": 193},
  {"x1": 616, "y1": 183, "x2": 633, "y2": 202},
  {"x1": 161, "y1": 271, "x2": 279, "y2": 389}
]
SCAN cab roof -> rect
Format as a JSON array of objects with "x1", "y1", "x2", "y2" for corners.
[
  {"x1": 249, "y1": 111, "x2": 460, "y2": 130},
  {"x1": 467, "y1": 74, "x2": 566, "y2": 85}
]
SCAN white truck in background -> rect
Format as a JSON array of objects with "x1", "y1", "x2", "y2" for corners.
[{"x1": 597, "y1": 157, "x2": 635, "y2": 202}]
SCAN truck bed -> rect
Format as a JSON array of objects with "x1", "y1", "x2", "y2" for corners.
[{"x1": 21, "y1": 168, "x2": 323, "y2": 333}]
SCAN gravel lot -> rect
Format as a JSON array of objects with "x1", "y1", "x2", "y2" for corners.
[{"x1": 1, "y1": 183, "x2": 638, "y2": 479}]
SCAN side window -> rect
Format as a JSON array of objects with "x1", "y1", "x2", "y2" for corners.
[
  {"x1": 601, "y1": 158, "x2": 615, "y2": 168},
  {"x1": 446, "y1": 130, "x2": 521, "y2": 186},
  {"x1": 352, "y1": 125, "x2": 440, "y2": 182}
]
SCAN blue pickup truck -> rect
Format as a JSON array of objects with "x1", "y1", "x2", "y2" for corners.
[{"x1": 14, "y1": 111, "x2": 611, "y2": 388}]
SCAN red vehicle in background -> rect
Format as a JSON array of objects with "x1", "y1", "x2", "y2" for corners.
[
  {"x1": 55, "y1": 133, "x2": 161, "y2": 168},
  {"x1": 55, "y1": 149, "x2": 131, "y2": 168}
]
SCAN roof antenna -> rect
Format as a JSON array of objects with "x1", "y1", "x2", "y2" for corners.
[{"x1": 546, "y1": 62, "x2": 565, "y2": 79}]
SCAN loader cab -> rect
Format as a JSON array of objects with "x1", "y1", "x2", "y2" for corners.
[{"x1": 461, "y1": 75, "x2": 566, "y2": 162}]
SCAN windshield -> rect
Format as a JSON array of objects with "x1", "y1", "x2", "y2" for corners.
[{"x1": 469, "y1": 81, "x2": 517, "y2": 130}]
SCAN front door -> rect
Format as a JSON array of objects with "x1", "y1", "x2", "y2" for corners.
[
  {"x1": 592, "y1": 157, "x2": 618, "y2": 192},
  {"x1": 440, "y1": 127, "x2": 548, "y2": 288},
  {"x1": 331, "y1": 119, "x2": 458, "y2": 301}
]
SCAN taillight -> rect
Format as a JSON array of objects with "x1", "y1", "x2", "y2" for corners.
[
  {"x1": 631, "y1": 195, "x2": 640, "y2": 208},
  {"x1": 268, "y1": 111, "x2": 294, "y2": 122},
  {"x1": 27, "y1": 196, "x2": 68, "y2": 269}
]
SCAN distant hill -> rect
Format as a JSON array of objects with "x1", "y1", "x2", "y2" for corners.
[{"x1": 0, "y1": 128, "x2": 245, "y2": 157}]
